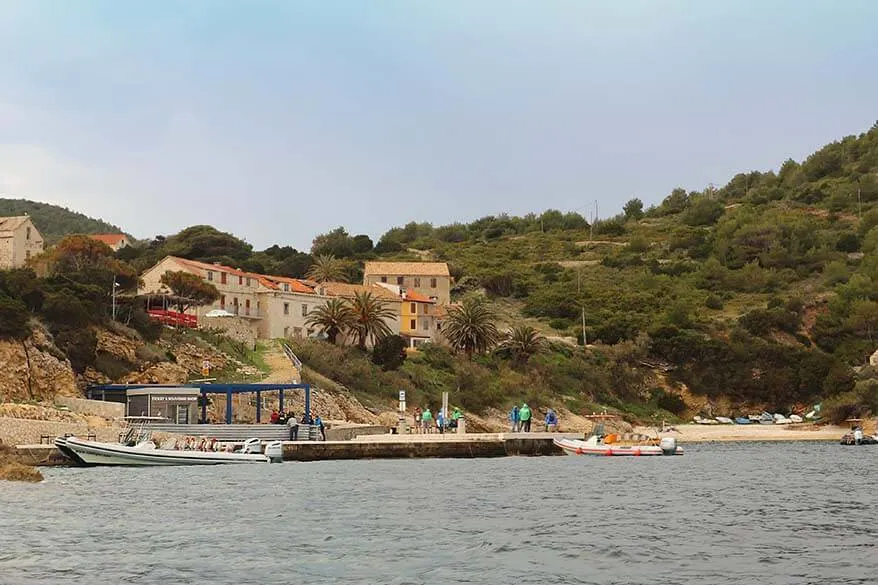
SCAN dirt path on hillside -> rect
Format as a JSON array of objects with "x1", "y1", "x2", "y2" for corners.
[{"x1": 261, "y1": 342, "x2": 299, "y2": 383}]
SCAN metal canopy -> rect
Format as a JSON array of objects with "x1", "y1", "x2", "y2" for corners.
[{"x1": 86, "y1": 383, "x2": 312, "y2": 424}]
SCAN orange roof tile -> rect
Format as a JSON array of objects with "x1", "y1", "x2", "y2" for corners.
[
  {"x1": 402, "y1": 290, "x2": 436, "y2": 303},
  {"x1": 89, "y1": 234, "x2": 128, "y2": 246},
  {"x1": 162, "y1": 256, "x2": 316, "y2": 294}
]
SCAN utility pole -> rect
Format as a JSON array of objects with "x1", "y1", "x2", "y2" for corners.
[
  {"x1": 111, "y1": 275, "x2": 118, "y2": 321},
  {"x1": 581, "y1": 306, "x2": 587, "y2": 347}
]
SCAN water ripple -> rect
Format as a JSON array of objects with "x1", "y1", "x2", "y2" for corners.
[{"x1": 1, "y1": 442, "x2": 876, "y2": 584}]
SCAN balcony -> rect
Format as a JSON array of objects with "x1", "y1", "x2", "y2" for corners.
[{"x1": 219, "y1": 305, "x2": 263, "y2": 319}]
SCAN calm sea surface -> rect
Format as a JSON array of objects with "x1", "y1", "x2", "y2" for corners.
[{"x1": 1, "y1": 442, "x2": 876, "y2": 585}]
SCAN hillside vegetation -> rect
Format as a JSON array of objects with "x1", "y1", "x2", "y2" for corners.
[
  {"x1": 0, "y1": 198, "x2": 125, "y2": 243},
  {"x1": 3, "y1": 122, "x2": 878, "y2": 424}
]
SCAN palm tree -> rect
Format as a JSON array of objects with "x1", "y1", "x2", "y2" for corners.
[
  {"x1": 500, "y1": 325, "x2": 547, "y2": 364},
  {"x1": 305, "y1": 298, "x2": 354, "y2": 344},
  {"x1": 443, "y1": 297, "x2": 500, "y2": 358},
  {"x1": 347, "y1": 291, "x2": 396, "y2": 349},
  {"x1": 305, "y1": 254, "x2": 348, "y2": 283}
]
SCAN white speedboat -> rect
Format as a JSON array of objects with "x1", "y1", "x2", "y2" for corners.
[
  {"x1": 55, "y1": 436, "x2": 274, "y2": 466},
  {"x1": 715, "y1": 416, "x2": 734, "y2": 424},
  {"x1": 554, "y1": 435, "x2": 683, "y2": 456}
]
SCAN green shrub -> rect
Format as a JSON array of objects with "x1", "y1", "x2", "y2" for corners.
[
  {"x1": 0, "y1": 294, "x2": 31, "y2": 340},
  {"x1": 371, "y1": 335, "x2": 407, "y2": 371}
]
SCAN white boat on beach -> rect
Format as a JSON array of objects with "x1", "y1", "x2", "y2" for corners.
[
  {"x1": 554, "y1": 434, "x2": 683, "y2": 456},
  {"x1": 55, "y1": 435, "x2": 277, "y2": 466},
  {"x1": 715, "y1": 416, "x2": 734, "y2": 424}
]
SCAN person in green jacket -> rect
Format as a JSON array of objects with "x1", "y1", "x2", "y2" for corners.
[
  {"x1": 519, "y1": 403, "x2": 532, "y2": 432},
  {"x1": 422, "y1": 408, "x2": 433, "y2": 434},
  {"x1": 450, "y1": 407, "x2": 462, "y2": 429}
]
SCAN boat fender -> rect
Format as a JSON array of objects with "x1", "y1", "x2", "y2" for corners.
[
  {"x1": 605, "y1": 449, "x2": 613, "y2": 456},
  {"x1": 575, "y1": 447, "x2": 583, "y2": 455},
  {"x1": 659, "y1": 437, "x2": 677, "y2": 455},
  {"x1": 633, "y1": 448, "x2": 641, "y2": 456}
]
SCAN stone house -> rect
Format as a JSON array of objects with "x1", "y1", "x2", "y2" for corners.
[
  {"x1": 88, "y1": 233, "x2": 132, "y2": 251},
  {"x1": 0, "y1": 215, "x2": 44, "y2": 269},
  {"x1": 363, "y1": 261, "x2": 451, "y2": 304}
]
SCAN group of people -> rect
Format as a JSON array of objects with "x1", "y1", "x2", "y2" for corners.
[
  {"x1": 412, "y1": 406, "x2": 463, "y2": 434},
  {"x1": 509, "y1": 404, "x2": 558, "y2": 432},
  {"x1": 269, "y1": 409, "x2": 326, "y2": 441}
]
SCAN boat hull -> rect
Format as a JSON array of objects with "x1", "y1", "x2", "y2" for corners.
[
  {"x1": 60, "y1": 437, "x2": 270, "y2": 466},
  {"x1": 554, "y1": 438, "x2": 683, "y2": 456}
]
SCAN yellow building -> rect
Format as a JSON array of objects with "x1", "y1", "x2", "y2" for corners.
[{"x1": 398, "y1": 290, "x2": 440, "y2": 349}]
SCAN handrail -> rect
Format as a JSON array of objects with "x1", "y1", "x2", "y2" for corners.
[{"x1": 281, "y1": 342, "x2": 303, "y2": 370}]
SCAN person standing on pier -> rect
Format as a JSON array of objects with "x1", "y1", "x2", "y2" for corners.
[
  {"x1": 413, "y1": 407, "x2": 422, "y2": 434},
  {"x1": 519, "y1": 403, "x2": 532, "y2": 432},
  {"x1": 510, "y1": 405, "x2": 520, "y2": 432},
  {"x1": 287, "y1": 412, "x2": 299, "y2": 441},
  {"x1": 422, "y1": 408, "x2": 433, "y2": 434}
]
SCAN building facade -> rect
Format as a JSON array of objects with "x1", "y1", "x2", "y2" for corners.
[
  {"x1": 89, "y1": 233, "x2": 132, "y2": 251},
  {"x1": 139, "y1": 256, "x2": 401, "y2": 344},
  {"x1": 0, "y1": 216, "x2": 44, "y2": 270},
  {"x1": 377, "y1": 283, "x2": 440, "y2": 348},
  {"x1": 363, "y1": 261, "x2": 452, "y2": 304}
]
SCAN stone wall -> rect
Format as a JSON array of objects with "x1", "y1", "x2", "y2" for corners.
[
  {"x1": 201, "y1": 316, "x2": 258, "y2": 346},
  {"x1": 54, "y1": 396, "x2": 125, "y2": 419},
  {"x1": 0, "y1": 417, "x2": 121, "y2": 446}
]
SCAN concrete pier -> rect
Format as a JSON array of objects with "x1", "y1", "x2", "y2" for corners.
[
  {"x1": 282, "y1": 432, "x2": 578, "y2": 461},
  {"x1": 23, "y1": 432, "x2": 581, "y2": 466}
]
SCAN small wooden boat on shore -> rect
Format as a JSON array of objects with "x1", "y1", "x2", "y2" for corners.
[{"x1": 554, "y1": 434, "x2": 683, "y2": 456}]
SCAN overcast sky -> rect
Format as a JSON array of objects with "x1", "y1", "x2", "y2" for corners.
[{"x1": 1, "y1": 1, "x2": 876, "y2": 250}]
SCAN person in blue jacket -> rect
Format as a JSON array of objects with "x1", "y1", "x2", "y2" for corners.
[
  {"x1": 509, "y1": 405, "x2": 520, "y2": 432},
  {"x1": 545, "y1": 409, "x2": 558, "y2": 432}
]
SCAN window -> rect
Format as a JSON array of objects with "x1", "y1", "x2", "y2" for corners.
[
  {"x1": 245, "y1": 299, "x2": 251, "y2": 315},
  {"x1": 283, "y1": 303, "x2": 289, "y2": 315},
  {"x1": 239, "y1": 276, "x2": 243, "y2": 285},
  {"x1": 414, "y1": 277, "x2": 421, "y2": 287},
  {"x1": 220, "y1": 272, "x2": 227, "y2": 285},
  {"x1": 430, "y1": 278, "x2": 437, "y2": 288},
  {"x1": 283, "y1": 326, "x2": 289, "y2": 338},
  {"x1": 396, "y1": 276, "x2": 404, "y2": 285},
  {"x1": 380, "y1": 276, "x2": 387, "y2": 283},
  {"x1": 220, "y1": 295, "x2": 226, "y2": 307},
  {"x1": 424, "y1": 305, "x2": 429, "y2": 314},
  {"x1": 410, "y1": 319, "x2": 416, "y2": 330},
  {"x1": 26, "y1": 227, "x2": 31, "y2": 240},
  {"x1": 283, "y1": 283, "x2": 290, "y2": 292},
  {"x1": 423, "y1": 320, "x2": 430, "y2": 331},
  {"x1": 301, "y1": 304, "x2": 308, "y2": 316},
  {"x1": 246, "y1": 277, "x2": 251, "y2": 287},
  {"x1": 410, "y1": 303, "x2": 416, "y2": 313},
  {"x1": 207, "y1": 271, "x2": 213, "y2": 281}
]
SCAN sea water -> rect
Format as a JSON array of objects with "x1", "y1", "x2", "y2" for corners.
[{"x1": 1, "y1": 441, "x2": 875, "y2": 584}]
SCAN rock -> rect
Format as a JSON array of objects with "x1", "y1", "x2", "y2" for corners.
[
  {"x1": 123, "y1": 362, "x2": 189, "y2": 385},
  {"x1": 0, "y1": 445, "x2": 44, "y2": 482},
  {"x1": 95, "y1": 329, "x2": 138, "y2": 363},
  {"x1": 0, "y1": 461, "x2": 43, "y2": 482},
  {"x1": 0, "y1": 328, "x2": 77, "y2": 403}
]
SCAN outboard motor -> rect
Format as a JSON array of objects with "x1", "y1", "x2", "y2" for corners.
[
  {"x1": 264, "y1": 441, "x2": 283, "y2": 463},
  {"x1": 241, "y1": 438, "x2": 262, "y2": 454},
  {"x1": 659, "y1": 437, "x2": 677, "y2": 455}
]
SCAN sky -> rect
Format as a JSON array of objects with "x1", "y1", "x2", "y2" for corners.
[{"x1": 0, "y1": 1, "x2": 876, "y2": 250}]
